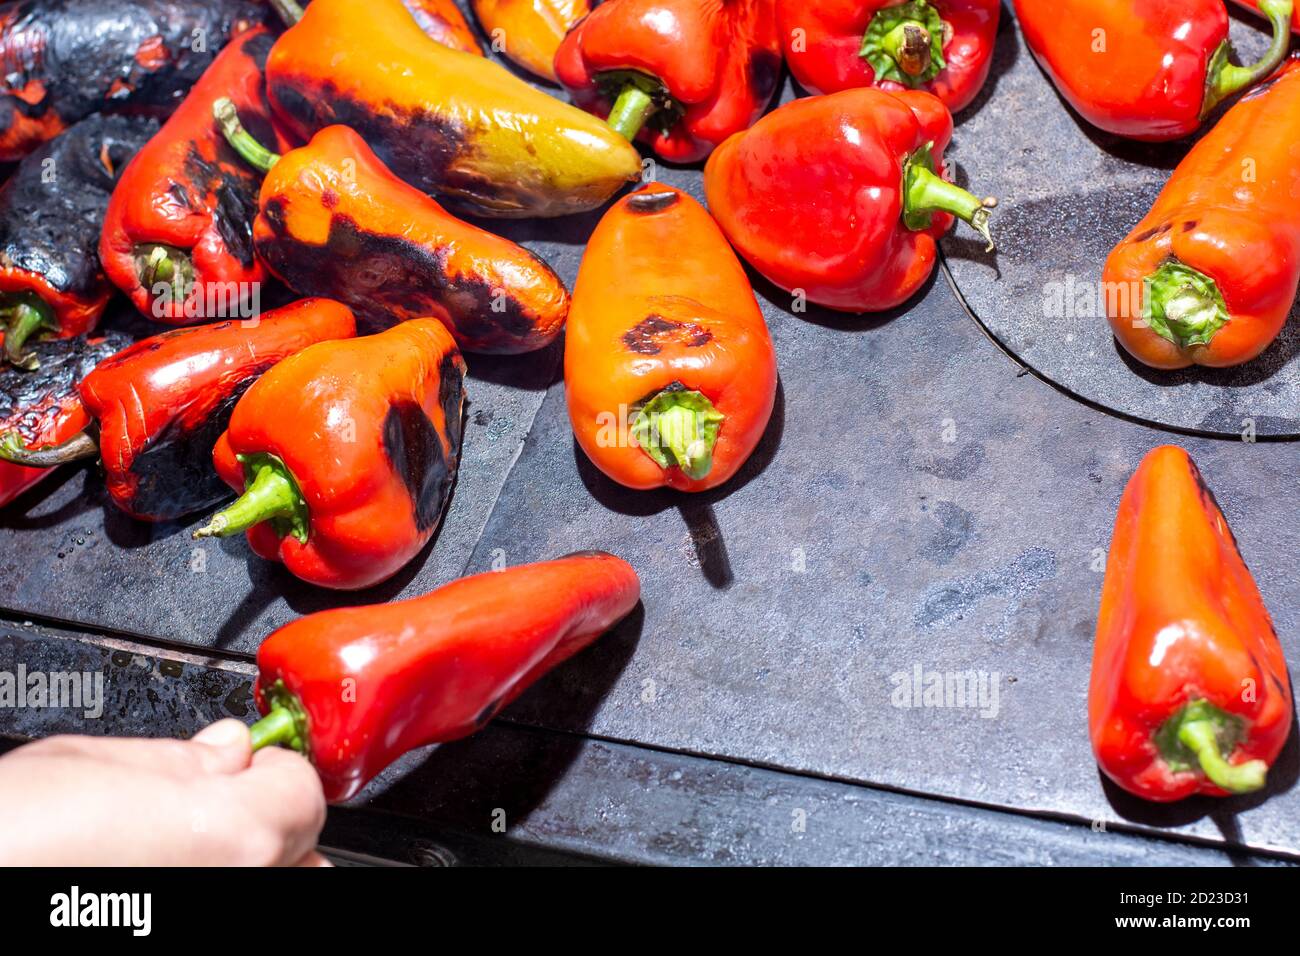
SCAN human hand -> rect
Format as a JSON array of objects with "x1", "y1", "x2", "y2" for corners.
[{"x1": 0, "y1": 719, "x2": 327, "y2": 866}]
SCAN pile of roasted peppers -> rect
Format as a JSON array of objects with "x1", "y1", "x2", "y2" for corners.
[{"x1": 0, "y1": 0, "x2": 1292, "y2": 807}]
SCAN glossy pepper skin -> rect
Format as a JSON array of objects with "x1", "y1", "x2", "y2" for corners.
[
  {"x1": 0, "y1": 299, "x2": 357, "y2": 521},
  {"x1": 777, "y1": 0, "x2": 999, "y2": 112},
  {"x1": 1090, "y1": 446, "x2": 1293, "y2": 802},
  {"x1": 99, "y1": 28, "x2": 292, "y2": 325},
  {"x1": 247, "y1": 553, "x2": 640, "y2": 803},
  {"x1": 554, "y1": 0, "x2": 783, "y2": 163},
  {"x1": 0, "y1": 332, "x2": 129, "y2": 508},
  {"x1": 471, "y1": 0, "x2": 586, "y2": 80},
  {"x1": 196, "y1": 320, "x2": 466, "y2": 591},
  {"x1": 1103, "y1": 59, "x2": 1300, "y2": 370},
  {"x1": 566, "y1": 186, "x2": 776, "y2": 491},
  {"x1": 217, "y1": 108, "x2": 569, "y2": 354},
  {"x1": 1231, "y1": 0, "x2": 1300, "y2": 32},
  {"x1": 1013, "y1": 0, "x2": 1295, "y2": 141},
  {"x1": 0, "y1": 0, "x2": 263, "y2": 162},
  {"x1": 264, "y1": 0, "x2": 641, "y2": 218},
  {"x1": 704, "y1": 88, "x2": 996, "y2": 312},
  {"x1": 0, "y1": 114, "x2": 157, "y2": 371},
  {"x1": 404, "y1": 0, "x2": 484, "y2": 53}
]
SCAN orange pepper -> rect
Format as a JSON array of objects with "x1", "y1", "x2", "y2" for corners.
[
  {"x1": 1089, "y1": 446, "x2": 1293, "y2": 802},
  {"x1": 565, "y1": 185, "x2": 777, "y2": 491},
  {"x1": 471, "y1": 0, "x2": 589, "y2": 81},
  {"x1": 404, "y1": 0, "x2": 484, "y2": 53}
]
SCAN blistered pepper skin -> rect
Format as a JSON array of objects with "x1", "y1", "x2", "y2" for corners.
[
  {"x1": 0, "y1": 0, "x2": 263, "y2": 162},
  {"x1": 1103, "y1": 60, "x2": 1300, "y2": 369},
  {"x1": 471, "y1": 0, "x2": 586, "y2": 80},
  {"x1": 265, "y1": 0, "x2": 641, "y2": 218},
  {"x1": 704, "y1": 88, "x2": 962, "y2": 312},
  {"x1": 212, "y1": 320, "x2": 467, "y2": 591},
  {"x1": 1089, "y1": 446, "x2": 1293, "y2": 802},
  {"x1": 554, "y1": 0, "x2": 782, "y2": 163},
  {"x1": 252, "y1": 125, "x2": 570, "y2": 355},
  {"x1": 99, "y1": 28, "x2": 292, "y2": 325},
  {"x1": 776, "y1": 0, "x2": 999, "y2": 112},
  {"x1": 0, "y1": 332, "x2": 129, "y2": 507},
  {"x1": 79, "y1": 299, "x2": 356, "y2": 521},
  {"x1": 566, "y1": 186, "x2": 777, "y2": 491},
  {"x1": 254, "y1": 553, "x2": 641, "y2": 802}
]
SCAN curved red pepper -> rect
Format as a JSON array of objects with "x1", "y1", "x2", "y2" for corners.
[
  {"x1": 1013, "y1": 0, "x2": 1295, "y2": 141},
  {"x1": 777, "y1": 0, "x2": 999, "y2": 112},
  {"x1": 554, "y1": 0, "x2": 782, "y2": 163},
  {"x1": 0, "y1": 333, "x2": 127, "y2": 508},
  {"x1": 0, "y1": 299, "x2": 357, "y2": 521},
  {"x1": 100, "y1": 27, "x2": 293, "y2": 325},
  {"x1": 704, "y1": 87, "x2": 996, "y2": 312},
  {"x1": 1090, "y1": 446, "x2": 1293, "y2": 802},
  {"x1": 198, "y1": 319, "x2": 466, "y2": 591},
  {"x1": 247, "y1": 552, "x2": 641, "y2": 803}
]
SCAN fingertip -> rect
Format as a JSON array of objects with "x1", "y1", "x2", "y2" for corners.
[{"x1": 191, "y1": 718, "x2": 253, "y2": 773}]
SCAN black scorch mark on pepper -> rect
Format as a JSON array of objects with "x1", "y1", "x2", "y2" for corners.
[
  {"x1": 382, "y1": 357, "x2": 464, "y2": 533},
  {"x1": 0, "y1": 330, "x2": 130, "y2": 439},
  {"x1": 622, "y1": 314, "x2": 713, "y2": 354},
  {"x1": 0, "y1": 0, "x2": 265, "y2": 150},
  {"x1": 0, "y1": 114, "x2": 156, "y2": 299},
  {"x1": 1131, "y1": 222, "x2": 1172, "y2": 244},
  {"x1": 257, "y1": 202, "x2": 544, "y2": 350},
  {"x1": 626, "y1": 190, "x2": 679, "y2": 214}
]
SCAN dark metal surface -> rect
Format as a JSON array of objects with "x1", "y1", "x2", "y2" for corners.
[
  {"x1": 4, "y1": 618, "x2": 1291, "y2": 866},
  {"x1": 942, "y1": 7, "x2": 1300, "y2": 437},
  {"x1": 0, "y1": 3, "x2": 1298, "y2": 865}
]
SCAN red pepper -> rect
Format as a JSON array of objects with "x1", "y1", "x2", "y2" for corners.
[
  {"x1": 246, "y1": 553, "x2": 640, "y2": 802},
  {"x1": 0, "y1": 299, "x2": 356, "y2": 521},
  {"x1": 99, "y1": 28, "x2": 293, "y2": 325},
  {"x1": 554, "y1": 0, "x2": 783, "y2": 163},
  {"x1": 195, "y1": 319, "x2": 466, "y2": 591},
  {"x1": 1013, "y1": 0, "x2": 1295, "y2": 141},
  {"x1": 0, "y1": 332, "x2": 128, "y2": 508},
  {"x1": 704, "y1": 87, "x2": 996, "y2": 312},
  {"x1": 777, "y1": 0, "x2": 999, "y2": 112},
  {"x1": 1090, "y1": 446, "x2": 1293, "y2": 802}
]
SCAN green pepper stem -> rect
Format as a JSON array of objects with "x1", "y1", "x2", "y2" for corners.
[
  {"x1": 1142, "y1": 261, "x2": 1228, "y2": 349},
  {"x1": 249, "y1": 708, "x2": 300, "y2": 751},
  {"x1": 212, "y1": 97, "x2": 281, "y2": 173},
  {"x1": 2, "y1": 297, "x2": 56, "y2": 371},
  {"x1": 1177, "y1": 719, "x2": 1268, "y2": 794},
  {"x1": 0, "y1": 429, "x2": 98, "y2": 467},
  {"x1": 1203, "y1": 0, "x2": 1294, "y2": 115},
  {"x1": 881, "y1": 21, "x2": 933, "y2": 77},
  {"x1": 630, "y1": 387, "x2": 725, "y2": 481},
  {"x1": 607, "y1": 85, "x2": 655, "y2": 142},
  {"x1": 905, "y1": 165, "x2": 996, "y2": 251},
  {"x1": 138, "y1": 244, "x2": 193, "y2": 305},
  {"x1": 193, "y1": 459, "x2": 299, "y2": 540},
  {"x1": 266, "y1": 0, "x2": 305, "y2": 27}
]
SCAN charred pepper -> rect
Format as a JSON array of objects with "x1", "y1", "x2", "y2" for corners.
[
  {"x1": 0, "y1": 114, "x2": 157, "y2": 370},
  {"x1": 216, "y1": 100, "x2": 569, "y2": 354},
  {"x1": 704, "y1": 87, "x2": 996, "y2": 312},
  {"x1": 263, "y1": 0, "x2": 641, "y2": 218},
  {"x1": 194, "y1": 320, "x2": 467, "y2": 591},
  {"x1": 1013, "y1": 0, "x2": 1294, "y2": 141},
  {"x1": 0, "y1": 332, "x2": 129, "y2": 508},
  {"x1": 566, "y1": 186, "x2": 777, "y2": 490},
  {"x1": 555, "y1": 0, "x2": 783, "y2": 163},
  {"x1": 777, "y1": 0, "x2": 1000, "y2": 113},
  {"x1": 1103, "y1": 58, "x2": 1300, "y2": 369},
  {"x1": 1090, "y1": 446, "x2": 1293, "y2": 801},
  {"x1": 471, "y1": 0, "x2": 588, "y2": 81},
  {"x1": 247, "y1": 553, "x2": 641, "y2": 802},
  {"x1": 0, "y1": 299, "x2": 357, "y2": 521},
  {"x1": 100, "y1": 28, "x2": 292, "y2": 326},
  {"x1": 0, "y1": 0, "x2": 264, "y2": 162}
]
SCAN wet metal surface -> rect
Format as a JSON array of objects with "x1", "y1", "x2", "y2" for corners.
[{"x1": 942, "y1": 8, "x2": 1300, "y2": 437}]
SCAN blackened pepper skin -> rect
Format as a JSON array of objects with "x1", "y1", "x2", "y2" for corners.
[
  {"x1": 0, "y1": 0, "x2": 265, "y2": 161},
  {"x1": 0, "y1": 331, "x2": 130, "y2": 507},
  {"x1": 0, "y1": 114, "x2": 158, "y2": 369}
]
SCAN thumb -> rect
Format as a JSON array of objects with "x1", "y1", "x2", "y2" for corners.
[{"x1": 190, "y1": 718, "x2": 254, "y2": 774}]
